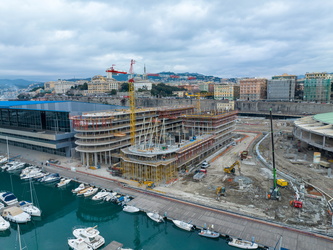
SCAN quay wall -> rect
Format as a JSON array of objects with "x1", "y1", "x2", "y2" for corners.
[{"x1": 46, "y1": 96, "x2": 332, "y2": 115}]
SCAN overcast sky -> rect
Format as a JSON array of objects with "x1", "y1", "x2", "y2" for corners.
[{"x1": 1, "y1": 0, "x2": 333, "y2": 81}]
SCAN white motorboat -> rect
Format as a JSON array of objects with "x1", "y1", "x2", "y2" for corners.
[
  {"x1": 123, "y1": 205, "x2": 140, "y2": 213},
  {"x1": 31, "y1": 171, "x2": 49, "y2": 180},
  {"x1": 0, "y1": 191, "x2": 18, "y2": 205},
  {"x1": 228, "y1": 237, "x2": 259, "y2": 249},
  {"x1": 0, "y1": 202, "x2": 4, "y2": 209},
  {"x1": 2, "y1": 161, "x2": 21, "y2": 171},
  {"x1": 198, "y1": 228, "x2": 220, "y2": 238},
  {"x1": 0, "y1": 215, "x2": 10, "y2": 231},
  {"x1": 91, "y1": 189, "x2": 110, "y2": 201},
  {"x1": 57, "y1": 178, "x2": 71, "y2": 187},
  {"x1": 19, "y1": 201, "x2": 41, "y2": 216},
  {"x1": 2, "y1": 207, "x2": 31, "y2": 223},
  {"x1": 172, "y1": 219, "x2": 195, "y2": 231},
  {"x1": 146, "y1": 211, "x2": 164, "y2": 223},
  {"x1": 77, "y1": 186, "x2": 92, "y2": 196},
  {"x1": 68, "y1": 237, "x2": 94, "y2": 250},
  {"x1": 72, "y1": 183, "x2": 86, "y2": 193},
  {"x1": 83, "y1": 187, "x2": 99, "y2": 197},
  {"x1": 73, "y1": 225, "x2": 105, "y2": 249},
  {"x1": 39, "y1": 173, "x2": 61, "y2": 183},
  {"x1": 6, "y1": 162, "x2": 26, "y2": 172},
  {"x1": 104, "y1": 192, "x2": 117, "y2": 202},
  {"x1": 0, "y1": 157, "x2": 8, "y2": 165},
  {"x1": 21, "y1": 168, "x2": 42, "y2": 180}
]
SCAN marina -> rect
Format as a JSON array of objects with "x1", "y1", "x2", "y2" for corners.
[
  {"x1": 1, "y1": 161, "x2": 333, "y2": 249},
  {"x1": 0, "y1": 167, "x2": 237, "y2": 250}
]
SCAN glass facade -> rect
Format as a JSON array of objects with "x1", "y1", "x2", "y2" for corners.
[{"x1": 0, "y1": 109, "x2": 70, "y2": 132}]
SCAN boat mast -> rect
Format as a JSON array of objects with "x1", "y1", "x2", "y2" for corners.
[{"x1": 17, "y1": 224, "x2": 22, "y2": 250}]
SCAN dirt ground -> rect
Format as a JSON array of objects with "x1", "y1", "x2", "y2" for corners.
[{"x1": 157, "y1": 117, "x2": 333, "y2": 234}]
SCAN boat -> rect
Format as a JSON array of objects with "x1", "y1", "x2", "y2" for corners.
[
  {"x1": 83, "y1": 187, "x2": 99, "y2": 197},
  {"x1": 31, "y1": 171, "x2": 49, "y2": 180},
  {"x1": 68, "y1": 237, "x2": 94, "y2": 250},
  {"x1": 72, "y1": 225, "x2": 105, "y2": 249},
  {"x1": 198, "y1": 228, "x2": 220, "y2": 238},
  {"x1": 0, "y1": 157, "x2": 8, "y2": 165},
  {"x1": 77, "y1": 186, "x2": 92, "y2": 196},
  {"x1": 19, "y1": 179, "x2": 42, "y2": 216},
  {"x1": 0, "y1": 215, "x2": 10, "y2": 231},
  {"x1": 2, "y1": 207, "x2": 31, "y2": 223},
  {"x1": 123, "y1": 205, "x2": 140, "y2": 213},
  {"x1": 91, "y1": 189, "x2": 110, "y2": 201},
  {"x1": 172, "y1": 219, "x2": 195, "y2": 231},
  {"x1": 6, "y1": 162, "x2": 26, "y2": 172},
  {"x1": 228, "y1": 237, "x2": 259, "y2": 249},
  {"x1": 57, "y1": 178, "x2": 71, "y2": 187},
  {"x1": 72, "y1": 183, "x2": 86, "y2": 193},
  {"x1": 0, "y1": 191, "x2": 18, "y2": 205},
  {"x1": 19, "y1": 201, "x2": 41, "y2": 217},
  {"x1": 146, "y1": 211, "x2": 164, "y2": 223},
  {"x1": 39, "y1": 173, "x2": 61, "y2": 183},
  {"x1": 0, "y1": 202, "x2": 4, "y2": 209},
  {"x1": 104, "y1": 192, "x2": 117, "y2": 202},
  {"x1": 20, "y1": 168, "x2": 42, "y2": 180}
]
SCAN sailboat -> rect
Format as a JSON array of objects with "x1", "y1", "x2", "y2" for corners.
[{"x1": 19, "y1": 179, "x2": 41, "y2": 217}]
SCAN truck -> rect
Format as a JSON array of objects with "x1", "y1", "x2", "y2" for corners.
[{"x1": 193, "y1": 172, "x2": 206, "y2": 181}]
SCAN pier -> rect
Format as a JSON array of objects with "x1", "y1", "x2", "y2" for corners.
[{"x1": 42, "y1": 164, "x2": 333, "y2": 250}]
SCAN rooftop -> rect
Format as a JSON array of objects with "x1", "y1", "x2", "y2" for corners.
[{"x1": 0, "y1": 101, "x2": 127, "y2": 115}]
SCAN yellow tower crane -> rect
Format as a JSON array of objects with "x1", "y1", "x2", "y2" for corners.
[
  {"x1": 129, "y1": 59, "x2": 136, "y2": 145},
  {"x1": 185, "y1": 92, "x2": 214, "y2": 113}
]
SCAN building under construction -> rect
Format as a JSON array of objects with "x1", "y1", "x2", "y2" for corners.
[
  {"x1": 120, "y1": 110, "x2": 237, "y2": 184},
  {"x1": 71, "y1": 106, "x2": 237, "y2": 184}
]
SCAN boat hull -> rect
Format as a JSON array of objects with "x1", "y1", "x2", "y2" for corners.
[{"x1": 228, "y1": 238, "x2": 258, "y2": 249}]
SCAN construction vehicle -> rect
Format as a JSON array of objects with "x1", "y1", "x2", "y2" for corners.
[
  {"x1": 144, "y1": 181, "x2": 155, "y2": 189},
  {"x1": 290, "y1": 200, "x2": 303, "y2": 208},
  {"x1": 224, "y1": 160, "x2": 240, "y2": 174},
  {"x1": 266, "y1": 110, "x2": 282, "y2": 201},
  {"x1": 240, "y1": 151, "x2": 248, "y2": 160},
  {"x1": 215, "y1": 186, "x2": 226, "y2": 200},
  {"x1": 277, "y1": 179, "x2": 288, "y2": 187}
]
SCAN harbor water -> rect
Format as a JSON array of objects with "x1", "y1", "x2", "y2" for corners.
[{"x1": 0, "y1": 170, "x2": 237, "y2": 250}]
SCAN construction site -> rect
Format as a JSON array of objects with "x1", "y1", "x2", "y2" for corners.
[
  {"x1": 69, "y1": 62, "x2": 333, "y2": 235},
  {"x1": 153, "y1": 115, "x2": 333, "y2": 235}
]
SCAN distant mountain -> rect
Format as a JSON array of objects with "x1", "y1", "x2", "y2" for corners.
[{"x1": 0, "y1": 79, "x2": 39, "y2": 89}]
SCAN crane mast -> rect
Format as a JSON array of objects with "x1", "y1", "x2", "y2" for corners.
[{"x1": 129, "y1": 59, "x2": 136, "y2": 145}]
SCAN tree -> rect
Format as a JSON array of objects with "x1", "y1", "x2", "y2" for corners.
[
  {"x1": 151, "y1": 83, "x2": 185, "y2": 97},
  {"x1": 110, "y1": 89, "x2": 117, "y2": 95},
  {"x1": 120, "y1": 82, "x2": 129, "y2": 92}
]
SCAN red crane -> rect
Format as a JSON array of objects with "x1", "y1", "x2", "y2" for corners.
[{"x1": 106, "y1": 64, "x2": 127, "y2": 75}]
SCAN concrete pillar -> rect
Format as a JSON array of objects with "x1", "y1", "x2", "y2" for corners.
[
  {"x1": 86, "y1": 153, "x2": 89, "y2": 167},
  {"x1": 323, "y1": 136, "x2": 326, "y2": 148},
  {"x1": 81, "y1": 153, "x2": 85, "y2": 166},
  {"x1": 94, "y1": 152, "x2": 97, "y2": 167}
]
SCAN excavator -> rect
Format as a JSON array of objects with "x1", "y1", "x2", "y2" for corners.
[
  {"x1": 224, "y1": 160, "x2": 241, "y2": 174},
  {"x1": 215, "y1": 186, "x2": 226, "y2": 200}
]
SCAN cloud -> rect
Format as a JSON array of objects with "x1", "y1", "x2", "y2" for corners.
[{"x1": 0, "y1": 0, "x2": 333, "y2": 81}]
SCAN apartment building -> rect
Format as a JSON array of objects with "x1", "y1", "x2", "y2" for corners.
[
  {"x1": 267, "y1": 79, "x2": 296, "y2": 101},
  {"x1": 239, "y1": 78, "x2": 267, "y2": 101},
  {"x1": 214, "y1": 84, "x2": 240, "y2": 100},
  {"x1": 87, "y1": 75, "x2": 119, "y2": 95}
]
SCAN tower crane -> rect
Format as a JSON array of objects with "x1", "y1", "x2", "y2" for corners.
[
  {"x1": 129, "y1": 59, "x2": 136, "y2": 145},
  {"x1": 105, "y1": 65, "x2": 127, "y2": 78},
  {"x1": 185, "y1": 92, "x2": 214, "y2": 113}
]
